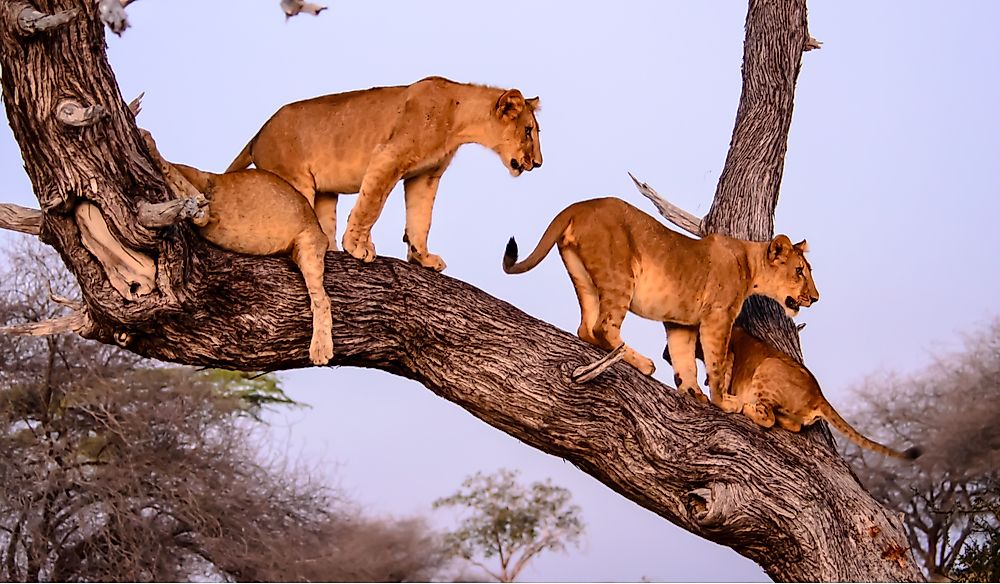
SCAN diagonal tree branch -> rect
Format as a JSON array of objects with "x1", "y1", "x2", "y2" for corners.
[{"x1": 0, "y1": 1, "x2": 924, "y2": 581}]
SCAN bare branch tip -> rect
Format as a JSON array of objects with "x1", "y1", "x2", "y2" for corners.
[
  {"x1": 628, "y1": 173, "x2": 704, "y2": 237},
  {"x1": 805, "y1": 36, "x2": 823, "y2": 51},
  {"x1": 127, "y1": 92, "x2": 145, "y2": 117},
  {"x1": 0, "y1": 311, "x2": 92, "y2": 337}
]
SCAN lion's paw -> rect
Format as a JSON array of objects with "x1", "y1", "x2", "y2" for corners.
[
  {"x1": 409, "y1": 251, "x2": 447, "y2": 272},
  {"x1": 343, "y1": 233, "x2": 377, "y2": 263},
  {"x1": 309, "y1": 334, "x2": 334, "y2": 366}
]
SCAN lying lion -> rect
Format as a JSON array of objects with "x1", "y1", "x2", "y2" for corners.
[
  {"x1": 665, "y1": 325, "x2": 921, "y2": 459},
  {"x1": 503, "y1": 197, "x2": 819, "y2": 403},
  {"x1": 227, "y1": 76, "x2": 543, "y2": 271},
  {"x1": 140, "y1": 131, "x2": 333, "y2": 366}
]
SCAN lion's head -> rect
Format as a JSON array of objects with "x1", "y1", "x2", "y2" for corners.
[
  {"x1": 758, "y1": 235, "x2": 819, "y2": 317},
  {"x1": 491, "y1": 89, "x2": 542, "y2": 177}
]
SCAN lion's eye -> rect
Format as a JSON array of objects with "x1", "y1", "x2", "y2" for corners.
[{"x1": 795, "y1": 266, "x2": 804, "y2": 278}]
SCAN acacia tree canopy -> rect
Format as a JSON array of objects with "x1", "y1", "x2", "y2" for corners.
[{"x1": 434, "y1": 469, "x2": 584, "y2": 582}]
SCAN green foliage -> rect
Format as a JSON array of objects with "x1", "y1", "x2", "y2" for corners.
[
  {"x1": 953, "y1": 532, "x2": 1000, "y2": 583},
  {"x1": 434, "y1": 468, "x2": 583, "y2": 582},
  {"x1": 197, "y1": 368, "x2": 302, "y2": 420}
]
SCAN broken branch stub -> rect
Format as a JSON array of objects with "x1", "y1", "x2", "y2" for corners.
[
  {"x1": 0, "y1": 203, "x2": 42, "y2": 235},
  {"x1": 137, "y1": 129, "x2": 209, "y2": 227},
  {"x1": 56, "y1": 99, "x2": 106, "y2": 127},
  {"x1": 75, "y1": 202, "x2": 155, "y2": 301},
  {"x1": 628, "y1": 172, "x2": 704, "y2": 237},
  {"x1": 12, "y1": 3, "x2": 79, "y2": 35}
]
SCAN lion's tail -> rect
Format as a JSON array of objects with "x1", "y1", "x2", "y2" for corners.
[
  {"x1": 817, "y1": 400, "x2": 921, "y2": 460},
  {"x1": 502, "y1": 208, "x2": 573, "y2": 275},
  {"x1": 225, "y1": 131, "x2": 259, "y2": 173}
]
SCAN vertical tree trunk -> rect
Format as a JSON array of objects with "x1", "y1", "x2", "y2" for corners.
[{"x1": 705, "y1": 0, "x2": 811, "y2": 363}]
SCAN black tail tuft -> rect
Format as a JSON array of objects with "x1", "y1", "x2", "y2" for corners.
[
  {"x1": 903, "y1": 446, "x2": 923, "y2": 460},
  {"x1": 502, "y1": 237, "x2": 518, "y2": 273}
]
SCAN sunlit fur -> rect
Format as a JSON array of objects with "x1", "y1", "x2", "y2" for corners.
[
  {"x1": 227, "y1": 76, "x2": 542, "y2": 271},
  {"x1": 503, "y1": 197, "x2": 818, "y2": 402}
]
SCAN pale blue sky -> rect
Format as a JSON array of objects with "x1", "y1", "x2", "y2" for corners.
[{"x1": 1, "y1": 1, "x2": 998, "y2": 581}]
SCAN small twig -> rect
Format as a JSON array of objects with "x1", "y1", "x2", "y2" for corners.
[
  {"x1": 127, "y1": 91, "x2": 144, "y2": 118},
  {"x1": 279, "y1": 0, "x2": 327, "y2": 19},
  {"x1": 14, "y1": 3, "x2": 79, "y2": 35},
  {"x1": 805, "y1": 36, "x2": 823, "y2": 51},
  {"x1": 628, "y1": 172, "x2": 703, "y2": 237},
  {"x1": 0, "y1": 203, "x2": 42, "y2": 235},
  {"x1": 56, "y1": 99, "x2": 106, "y2": 127},
  {"x1": 571, "y1": 344, "x2": 627, "y2": 384}
]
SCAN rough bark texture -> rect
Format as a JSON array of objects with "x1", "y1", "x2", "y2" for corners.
[
  {"x1": 704, "y1": 0, "x2": 812, "y2": 363},
  {"x1": 0, "y1": 0, "x2": 925, "y2": 581}
]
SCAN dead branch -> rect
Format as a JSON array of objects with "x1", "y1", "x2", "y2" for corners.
[
  {"x1": 0, "y1": 310, "x2": 92, "y2": 336},
  {"x1": 0, "y1": 203, "x2": 41, "y2": 235},
  {"x1": 11, "y1": 2, "x2": 78, "y2": 35},
  {"x1": 628, "y1": 172, "x2": 703, "y2": 237}
]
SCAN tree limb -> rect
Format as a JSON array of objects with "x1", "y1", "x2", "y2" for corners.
[
  {"x1": 628, "y1": 172, "x2": 703, "y2": 237},
  {"x1": 11, "y1": 2, "x2": 78, "y2": 35},
  {"x1": 0, "y1": 203, "x2": 42, "y2": 235}
]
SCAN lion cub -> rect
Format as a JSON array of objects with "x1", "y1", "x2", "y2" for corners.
[
  {"x1": 227, "y1": 76, "x2": 543, "y2": 271},
  {"x1": 668, "y1": 326, "x2": 921, "y2": 459},
  {"x1": 503, "y1": 197, "x2": 819, "y2": 403}
]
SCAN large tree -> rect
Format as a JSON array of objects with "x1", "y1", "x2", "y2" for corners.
[{"x1": 0, "y1": 0, "x2": 923, "y2": 580}]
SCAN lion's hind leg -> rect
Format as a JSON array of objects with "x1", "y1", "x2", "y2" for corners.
[
  {"x1": 291, "y1": 227, "x2": 333, "y2": 365},
  {"x1": 559, "y1": 246, "x2": 601, "y2": 346},
  {"x1": 590, "y1": 268, "x2": 654, "y2": 377}
]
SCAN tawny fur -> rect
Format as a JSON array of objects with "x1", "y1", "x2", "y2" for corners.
[
  {"x1": 666, "y1": 326, "x2": 921, "y2": 459},
  {"x1": 503, "y1": 197, "x2": 819, "y2": 403},
  {"x1": 227, "y1": 76, "x2": 543, "y2": 271},
  {"x1": 172, "y1": 164, "x2": 334, "y2": 366}
]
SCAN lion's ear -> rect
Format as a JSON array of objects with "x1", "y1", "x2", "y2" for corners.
[
  {"x1": 794, "y1": 239, "x2": 809, "y2": 253},
  {"x1": 526, "y1": 96, "x2": 541, "y2": 111},
  {"x1": 496, "y1": 89, "x2": 526, "y2": 120},
  {"x1": 768, "y1": 234, "x2": 793, "y2": 263}
]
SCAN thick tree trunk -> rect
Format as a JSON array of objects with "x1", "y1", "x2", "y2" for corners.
[
  {"x1": 0, "y1": 0, "x2": 924, "y2": 580},
  {"x1": 705, "y1": 0, "x2": 813, "y2": 364}
]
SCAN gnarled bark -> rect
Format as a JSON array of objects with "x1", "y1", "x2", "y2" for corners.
[{"x1": 0, "y1": 0, "x2": 924, "y2": 580}]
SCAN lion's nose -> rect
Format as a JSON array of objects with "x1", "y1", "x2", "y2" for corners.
[
  {"x1": 809, "y1": 295, "x2": 819, "y2": 304},
  {"x1": 532, "y1": 159, "x2": 543, "y2": 169}
]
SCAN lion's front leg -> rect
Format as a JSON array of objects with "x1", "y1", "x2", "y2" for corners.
[
  {"x1": 343, "y1": 146, "x2": 403, "y2": 263},
  {"x1": 699, "y1": 314, "x2": 736, "y2": 406},
  {"x1": 403, "y1": 172, "x2": 446, "y2": 272}
]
